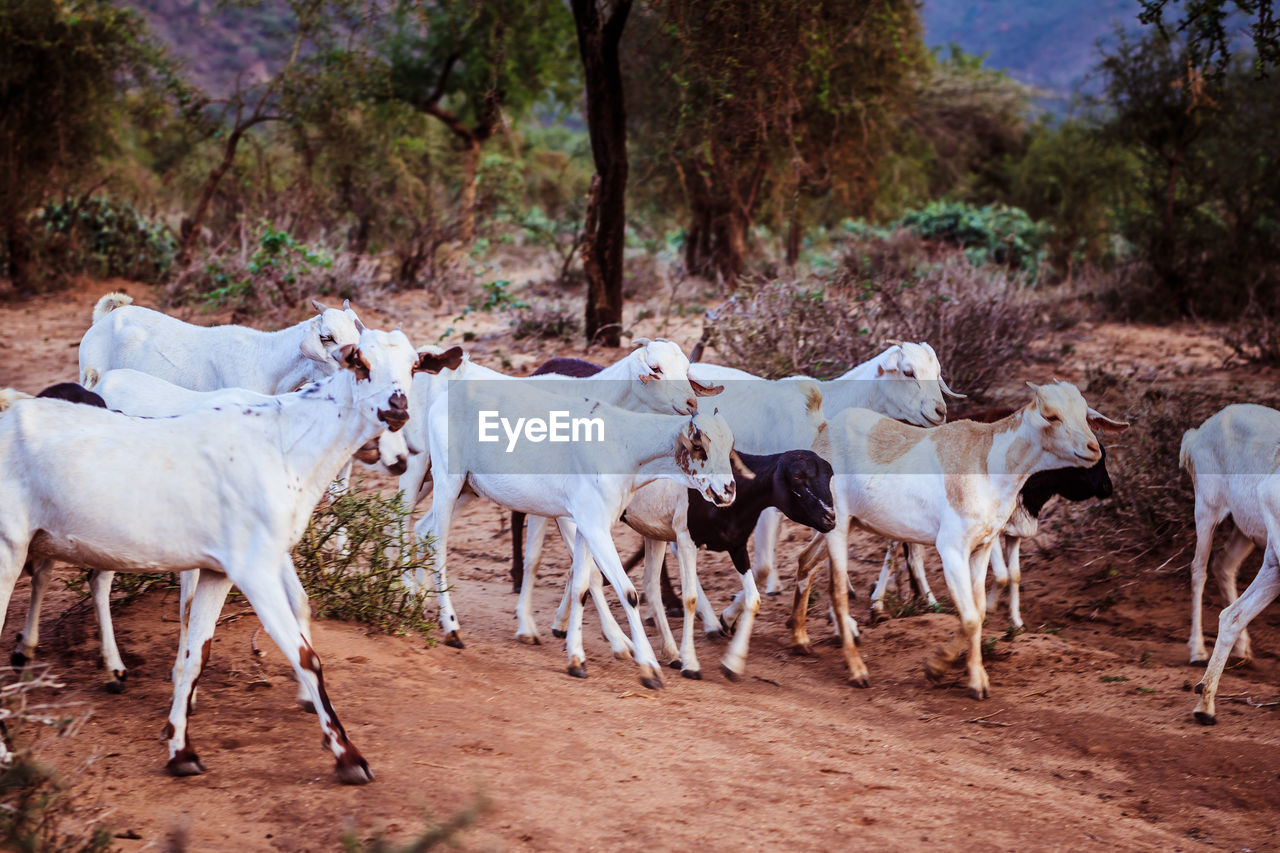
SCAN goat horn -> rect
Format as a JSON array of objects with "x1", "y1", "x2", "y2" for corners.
[
  {"x1": 940, "y1": 375, "x2": 966, "y2": 399},
  {"x1": 632, "y1": 337, "x2": 651, "y2": 348}
]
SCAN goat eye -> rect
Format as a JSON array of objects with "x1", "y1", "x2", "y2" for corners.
[
  {"x1": 652, "y1": 366, "x2": 663, "y2": 376},
  {"x1": 903, "y1": 369, "x2": 915, "y2": 378},
  {"x1": 1045, "y1": 414, "x2": 1061, "y2": 424},
  {"x1": 320, "y1": 335, "x2": 335, "y2": 344}
]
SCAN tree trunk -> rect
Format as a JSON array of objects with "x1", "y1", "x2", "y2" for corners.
[
  {"x1": 785, "y1": 206, "x2": 802, "y2": 266},
  {"x1": 178, "y1": 125, "x2": 248, "y2": 266},
  {"x1": 685, "y1": 197, "x2": 746, "y2": 286},
  {"x1": 457, "y1": 137, "x2": 482, "y2": 246},
  {"x1": 572, "y1": 0, "x2": 631, "y2": 348}
]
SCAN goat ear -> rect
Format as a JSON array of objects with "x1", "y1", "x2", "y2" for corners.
[
  {"x1": 730, "y1": 449, "x2": 756, "y2": 480},
  {"x1": 690, "y1": 377, "x2": 723, "y2": 397},
  {"x1": 338, "y1": 344, "x2": 371, "y2": 380},
  {"x1": 342, "y1": 299, "x2": 351, "y2": 310},
  {"x1": 299, "y1": 318, "x2": 330, "y2": 363},
  {"x1": 876, "y1": 347, "x2": 903, "y2": 376},
  {"x1": 1087, "y1": 408, "x2": 1130, "y2": 433},
  {"x1": 416, "y1": 346, "x2": 464, "y2": 374},
  {"x1": 311, "y1": 299, "x2": 331, "y2": 314},
  {"x1": 632, "y1": 337, "x2": 651, "y2": 348}
]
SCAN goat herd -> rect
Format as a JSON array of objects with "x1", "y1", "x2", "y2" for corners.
[{"x1": 0, "y1": 291, "x2": 1272, "y2": 786}]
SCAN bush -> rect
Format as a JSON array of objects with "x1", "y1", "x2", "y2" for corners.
[
  {"x1": 0, "y1": 669, "x2": 112, "y2": 852},
  {"x1": 34, "y1": 195, "x2": 176, "y2": 284},
  {"x1": 897, "y1": 200, "x2": 1046, "y2": 279},
  {"x1": 1069, "y1": 373, "x2": 1280, "y2": 562},
  {"x1": 510, "y1": 302, "x2": 581, "y2": 342},
  {"x1": 700, "y1": 230, "x2": 1038, "y2": 398},
  {"x1": 292, "y1": 486, "x2": 437, "y2": 640}
]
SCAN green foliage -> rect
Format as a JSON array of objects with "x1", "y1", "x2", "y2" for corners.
[
  {"x1": 897, "y1": 201, "x2": 1046, "y2": 277},
  {"x1": 626, "y1": 0, "x2": 925, "y2": 280},
  {"x1": 453, "y1": 279, "x2": 528, "y2": 322},
  {"x1": 1139, "y1": 0, "x2": 1280, "y2": 74},
  {"x1": 34, "y1": 196, "x2": 176, "y2": 283},
  {"x1": 186, "y1": 222, "x2": 336, "y2": 311},
  {"x1": 1090, "y1": 30, "x2": 1280, "y2": 318},
  {"x1": 0, "y1": 0, "x2": 156, "y2": 286},
  {"x1": 293, "y1": 486, "x2": 437, "y2": 640}
]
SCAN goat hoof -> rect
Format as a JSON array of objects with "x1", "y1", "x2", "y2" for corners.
[
  {"x1": 336, "y1": 756, "x2": 375, "y2": 785},
  {"x1": 1194, "y1": 711, "x2": 1217, "y2": 726},
  {"x1": 552, "y1": 628, "x2": 567, "y2": 639},
  {"x1": 612, "y1": 648, "x2": 634, "y2": 662},
  {"x1": 1193, "y1": 681, "x2": 1205, "y2": 694},
  {"x1": 166, "y1": 754, "x2": 207, "y2": 777},
  {"x1": 567, "y1": 664, "x2": 588, "y2": 679},
  {"x1": 718, "y1": 615, "x2": 736, "y2": 637},
  {"x1": 516, "y1": 633, "x2": 541, "y2": 646},
  {"x1": 923, "y1": 660, "x2": 949, "y2": 684},
  {"x1": 848, "y1": 675, "x2": 870, "y2": 689},
  {"x1": 718, "y1": 664, "x2": 741, "y2": 683},
  {"x1": 681, "y1": 668, "x2": 702, "y2": 681},
  {"x1": 869, "y1": 609, "x2": 890, "y2": 624},
  {"x1": 967, "y1": 685, "x2": 990, "y2": 700},
  {"x1": 665, "y1": 606, "x2": 683, "y2": 619},
  {"x1": 105, "y1": 678, "x2": 127, "y2": 695},
  {"x1": 444, "y1": 631, "x2": 465, "y2": 649},
  {"x1": 667, "y1": 658, "x2": 682, "y2": 670},
  {"x1": 299, "y1": 700, "x2": 317, "y2": 715},
  {"x1": 9, "y1": 651, "x2": 27, "y2": 668},
  {"x1": 765, "y1": 590, "x2": 781, "y2": 597},
  {"x1": 790, "y1": 643, "x2": 815, "y2": 657},
  {"x1": 639, "y1": 675, "x2": 664, "y2": 691}
]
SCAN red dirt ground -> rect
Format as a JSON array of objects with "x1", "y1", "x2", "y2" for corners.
[{"x1": 1, "y1": 280, "x2": 1278, "y2": 851}]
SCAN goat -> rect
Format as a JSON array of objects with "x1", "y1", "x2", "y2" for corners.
[
  {"x1": 78, "y1": 292, "x2": 363, "y2": 394},
  {"x1": 398, "y1": 338, "x2": 722, "y2": 649},
  {"x1": 615, "y1": 447, "x2": 834, "y2": 681},
  {"x1": 845, "y1": 408, "x2": 1115, "y2": 628},
  {"x1": 1192, "y1": 473, "x2": 1280, "y2": 725},
  {"x1": 691, "y1": 344, "x2": 963, "y2": 636},
  {"x1": 419, "y1": 377, "x2": 737, "y2": 688},
  {"x1": 0, "y1": 330, "x2": 458, "y2": 783},
  {"x1": 1179, "y1": 404, "x2": 1280, "y2": 665},
  {"x1": 788, "y1": 381, "x2": 1126, "y2": 698},
  {"x1": 12, "y1": 368, "x2": 411, "y2": 694}
]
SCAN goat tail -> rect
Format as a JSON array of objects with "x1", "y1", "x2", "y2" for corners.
[
  {"x1": 0, "y1": 388, "x2": 33, "y2": 412},
  {"x1": 91, "y1": 291, "x2": 133, "y2": 324},
  {"x1": 1179, "y1": 427, "x2": 1198, "y2": 474}
]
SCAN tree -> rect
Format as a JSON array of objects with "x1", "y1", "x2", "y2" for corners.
[
  {"x1": 571, "y1": 0, "x2": 631, "y2": 347},
  {"x1": 0, "y1": 0, "x2": 151, "y2": 286},
  {"x1": 628, "y1": 0, "x2": 923, "y2": 284},
  {"x1": 1139, "y1": 0, "x2": 1279, "y2": 74},
  {"x1": 383, "y1": 0, "x2": 578, "y2": 244}
]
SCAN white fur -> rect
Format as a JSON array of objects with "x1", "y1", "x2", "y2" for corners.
[
  {"x1": 418, "y1": 378, "x2": 737, "y2": 686},
  {"x1": 790, "y1": 382, "x2": 1125, "y2": 698},
  {"x1": 1179, "y1": 404, "x2": 1280, "y2": 664},
  {"x1": 79, "y1": 293, "x2": 363, "y2": 394},
  {"x1": 0, "y1": 329, "x2": 423, "y2": 782}
]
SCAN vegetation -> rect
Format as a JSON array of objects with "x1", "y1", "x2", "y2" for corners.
[{"x1": 293, "y1": 485, "x2": 437, "y2": 640}]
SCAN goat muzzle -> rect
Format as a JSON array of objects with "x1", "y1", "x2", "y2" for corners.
[
  {"x1": 378, "y1": 397, "x2": 410, "y2": 431},
  {"x1": 387, "y1": 456, "x2": 408, "y2": 476}
]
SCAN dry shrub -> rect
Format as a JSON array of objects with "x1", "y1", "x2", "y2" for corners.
[
  {"x1": 1068, "y1": 371, "x2": 1280, "y2": 565},
  {"x1": 0, "y1": 668, "x2": 111, "y2": 852},
  {"x1": 511, "y1": 302, "x2": 581, "y2": 342},
  {"x1": 1221, "y1": 313, "x2": 1280, "y2": 367},
  {"x1": 293, "y1": 485, "x2": 436, "y2": 640},
  {"x1": 700, "y1": 230, "x2": 1039, "y2": 395}
]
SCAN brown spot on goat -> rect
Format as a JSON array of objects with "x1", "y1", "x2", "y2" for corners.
[{"x1": 866, "y1": 419, "x2": 925, "y2": 465}]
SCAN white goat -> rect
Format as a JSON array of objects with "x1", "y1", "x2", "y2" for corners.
[
  {"x1": 79, "y1": 292, "x2": 362, "y2": 394},
  {"x1": 11, "y1": 367, "x2": 411, "y2": 694},
  {"x1": 398, "y1": 338, "x2": 722, "y2": 649},
  {"x1": 421, "y1": 379, "x2": 737, "y2": 688},
  {"x1": 1180, "y1": 404, "x2": 1280, "y2": 664},
  {"x1": 1192, "y1": 477, "x2": 1280, "y2": 725},
  {"x1": 789, "y1": 382, "x2": 1126, "y2": 698},
  {"x1": 0, "y1": 330, "x2": 448, "y2": 783}
]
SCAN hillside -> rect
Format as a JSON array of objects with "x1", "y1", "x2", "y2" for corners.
[{"x1": 921, "y1": 0, "x2": 1140, "y2": 95}]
